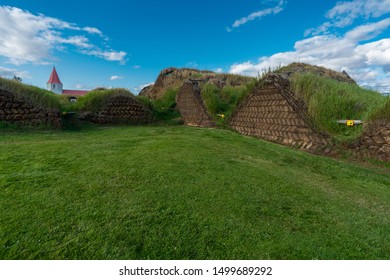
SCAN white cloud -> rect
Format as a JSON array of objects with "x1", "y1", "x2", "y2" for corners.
[
  {"x1": 327, "y1": 0, "x2": 390, "y2": 21},
  {"x1": 214, "y1": 68, "x2": 224, "y2": 73},
  {"x1": 306, "y1": 0, "x2": 390, "y2": 36},
  {"x1": 229, "y1": 21, "x2": 390, "y2": 92},
  {"x1": 0, "y1": 6, "x2": 127, "y2": 65},
  {"x1": 0, "y1": 66, "x2": 31, "y2": 79},
  {"x1": 102, "y1": 51, "x2": 127, "y2": 63},
  {"x1": 0, "y1": 6, "x2": 53, "y2": 64},
  {"x1": 110, "y1": 75, "x2": 124, "y2": 81},
  {"x1": 132, "y1": 65, "x2": 141, "y2": 69},
  {"x1": 356, "y1": 39, "x2": 390, "y2": 66},
  {"x1": 229, "y1": 0, "x2": 285, "y2": 30},
  {"x1": 230, "y1": 0, "x2": 390, "y2": 92},
  {"x1": 83, "y1": 27, "x2": 103, "y2": 36},
  {"x1": 57, "y1": 35, "x2": 93, "y2": 49},
  {"x1": 133, "y1": 82, "x2": 154, "y2": 94},
  {"x1": 83, "y1": 50, "x2": 127, "y2": 64},
  {"x1": 230, "y1": 61, "x2": 261, "y2": 75},
  {"x1": 345, "y1": 18, "x2": 390, "y2": 41}
]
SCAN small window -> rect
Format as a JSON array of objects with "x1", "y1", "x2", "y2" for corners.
[{"x1": 53, "y1": 84, "x2": 56, "y2": 89}]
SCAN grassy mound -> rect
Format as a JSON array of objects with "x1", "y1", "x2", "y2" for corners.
[
  {"x1": 291, "y1": 73, "x2": 387, "y2": 141},
  {"x1": 276, "y1": 62, "x2": 356, "y2": 84},
  {"x1": 140, "y1": 67, "x2": 253, "y2": 99},
  {"x1": 63, "y1": 88, "x2": 136, "y2": 113},
  {"x1": 0, "y1": 77, "x2": 60, "y2": 109},
  {"x1": 210, "y1": 73, "x2": 255, "y2": 86}
]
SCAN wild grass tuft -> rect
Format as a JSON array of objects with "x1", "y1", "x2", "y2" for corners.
[
  {"x1": 201, "y1": 79, "x2": 258, "y2": 126},
  {"x1": 57, "y1": 95, "x2": 86, "y2": 112},
  {"x1": 137, "y1": 87, "x2": 180, "y2": 121},
  {"x1": 216, "y1": 74, "x2": 254, "y2": 86},
  {"x1": 291, "y1": 73, "x2": 386, "y2": 141},
  {"x1": 368, "y1": 98, "x2": 390, "y2": 122}
]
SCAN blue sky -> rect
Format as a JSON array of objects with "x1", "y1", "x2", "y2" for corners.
[{"x1": 0, "y1": 0, "x2": 389, "y2": 93}]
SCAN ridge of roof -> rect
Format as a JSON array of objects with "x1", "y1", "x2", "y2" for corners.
[
  {"x1": 47, "y1": 67, "x2": 63, "y2": 84},
  {"x1": 62, "y1": 89, "x2": 89, "y2": 96}
]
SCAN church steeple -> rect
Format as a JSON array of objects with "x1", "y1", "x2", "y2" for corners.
[{"x1": 47, "y1": 67, "x2": 63, "y2": 94}]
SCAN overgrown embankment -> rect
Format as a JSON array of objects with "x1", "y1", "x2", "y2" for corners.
[
  {"x1": 276, "y1": 62, "x2": 356, "y2": 84},
  {"x1": 174, "y1": 71, "x2": 255, "y2": 127},
  {"x1": 200, "y1": 81, "x2": 256, "y2": 126},
  {"x1": 0, "y1": 79, "x2": 152, "y2": 127},
  {"x1": 0, "y1": 77, "x2": 62, "y2": 128},
  {"x1": 228, "y1": 63, "x2": 389, "y2": 160},
  {"x1": 137, "y1": 88, "x2": 181, "y2": 122},
  {"x1": 291, "y1": 73, "x2": 386, "y2": 142},
  {"x1": 290, "y1": 73, "x2": 389, "y2": 162},
  {"x1": 139, "y1": 67, "x2": 253, "y2": 100},
  {"x1": 74, "y1": 88, "x2": 153, "y2": 124}
]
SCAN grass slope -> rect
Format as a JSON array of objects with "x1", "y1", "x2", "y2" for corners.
[
  {"x1": 1, "y1": 125, "x2": 389, "y2": 260},
  {"x1": 137, "y1": 88, "x2": 181, "y2": 121},
  {"x1": 201, "y1": 83, "x2": 253, "y2": 126},
  {"x1": 59, "y1": 88, "x2": 137, "y2": 113},
  {"x1": 369, "y1": 98, "x2": 390, "y2": 122},
  {"x1": 0, "y1": 77, "x2": 60, "y2": 109},
  {"x1": 199, "y1": 78, "x2": 259, "y2": 127},
  {"x1": 291, "y1": 73, "x2": 387, "y2": 142}
]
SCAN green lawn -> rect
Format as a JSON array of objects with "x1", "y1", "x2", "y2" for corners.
[{"x1": 0, "y1": 125, "x2": 389, "y2": 259}]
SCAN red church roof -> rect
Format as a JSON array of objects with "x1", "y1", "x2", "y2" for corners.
[
  {"x1": 47, "y1": 67, "x2": 63, "y2": 84},
  {"x1": 62, "y1": 90, "x2": 89, "y2": 96}
]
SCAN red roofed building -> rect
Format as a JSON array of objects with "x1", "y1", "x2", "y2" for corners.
[
  {"x1": 47, "y1": 67, "x2": 89, "y2": 96},
  {"x1": 47, "y1": 67, "x2": 63, "y2": 94}
]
